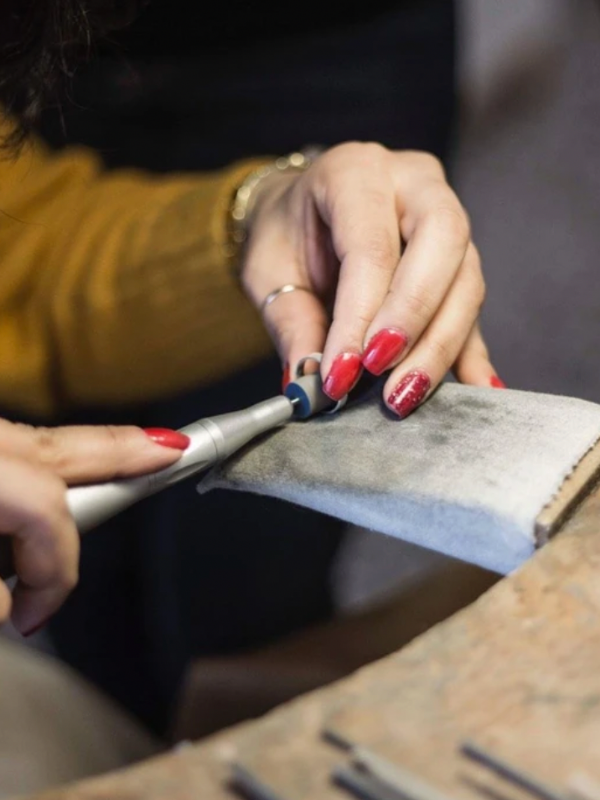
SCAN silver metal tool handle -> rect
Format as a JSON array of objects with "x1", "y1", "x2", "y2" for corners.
[
  {"x1": 0, "y1": 376, "x2": 330, "y2": 580},
  {"x1": 68, "y1": 394, "x2": 294, "y2": 533},
  {"x1": 0, "y1": 425, "x2": 217, "y2": 580},
  {"x1": 67, "y1": 421, "x2": 221, "y2": 533}
]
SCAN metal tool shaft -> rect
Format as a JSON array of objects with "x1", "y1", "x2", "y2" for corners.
[
  {"x1": 65, "y1": 369, "x2": 332, "y2": 534},
  {"x1": 67, "y1": 395, "x2": 294, "y2": 532},
  {"x1": 0, "y1": 396, "x2": 294, "y2": 581},
  {"x1": 0, "y1": 371, "x2": 333, "y2": 580}
]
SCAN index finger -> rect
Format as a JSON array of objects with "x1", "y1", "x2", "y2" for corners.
[
  {"x1": 30, "y1": 425, "x2": 186, "y2": 484},
  {"x1": 312, "y1": 144, "x2": 400, "y2": 391}
]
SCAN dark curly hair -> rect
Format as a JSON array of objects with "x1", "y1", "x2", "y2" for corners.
[{"x1": 0, "y1": 0, "x2": 143, "y2": 146}]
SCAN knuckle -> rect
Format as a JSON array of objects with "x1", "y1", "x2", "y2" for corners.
[
  {"x1": 335, "y1": 185, "x2": 389, "y2": 222},
  {"x1": 359, "y1": 141, "x2": 389, "y2": 162},
  {"x1": 428, "y1": 204, "x2": 471, "y2": 244},
  {"x1": 331, "y1": 177, "x2": 388, "y2": 214},
  {"x1": 412, "y1": 151, "x2": 445, "y2": 176},
  {"x1": 34, "y1": 427, "x2": 73, "y2": 474},
  {"x1": 325, "y1": 141, "x2": 388, "y2": 169},
  {"x1": 319, "y1": 143, "x2": 353, "y2": 170},
  {"x1": 361, "y1": 230, "x2": 398, "y2": 270},
  {"x1": 401, "y1": 287, "x2": 438, "y2": 324},
  {"x1": 362, "y1": 184, "x2": 390, "y2": 208},
  {"x1": 13, "y1": 422, "x2": 35, "y2": 439},
  {"x1": 354, "y1": 310, "x2": 375, "y2": 329},
  {"x1": 427, "y1": 336, "x2": 455, "y2": 367},
  {"x1": 104, "y1": 425, "x2": 123, "y2": 449},
  {"x1": 7, "y1": 423, "x2": 37, "y2": 460},
  {"x1": 332, "y1": 308, "x2": 372, "y2": 334}
]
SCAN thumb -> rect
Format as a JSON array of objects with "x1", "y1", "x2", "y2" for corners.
[{"x1": 30, "y1": 425, "x2": 188, "y2": 485}]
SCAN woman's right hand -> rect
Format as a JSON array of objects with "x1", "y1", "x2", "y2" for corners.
[{"x1": 0, "y1": 420, "x2": 189, "y2": 636}]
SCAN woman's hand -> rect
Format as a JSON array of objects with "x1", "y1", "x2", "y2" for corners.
[
  {"x1": 241, "y1": 144, "x2": 502, "y2": 417},
  {"x1": 0, "y1": 421, "x2": 188, "y2": 635}
]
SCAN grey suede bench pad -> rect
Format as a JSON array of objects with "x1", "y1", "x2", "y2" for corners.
[{"x1": 199, "y1": 384, "x2": 600, "y2": 574}]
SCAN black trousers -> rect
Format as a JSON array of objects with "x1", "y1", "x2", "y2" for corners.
[{"x1": 37, "y1": 0, "x2": 456, "y2": 735}]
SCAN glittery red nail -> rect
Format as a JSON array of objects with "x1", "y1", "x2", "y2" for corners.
[
  {"x1": 490, "y1": 376, "x2": 507, "y2": 389},
  {"x1": 282, "y1": 363, "x2": 291, "y2": 392},
  {"x1": 362, "y1": 328, "x2": 409, "y2": 375},
  {"x1": 323, "y1": 353, "x2": 362, "y2": 401},
  {"x1": 387, "y1": 370, "x2": 431, "y2": 418}
]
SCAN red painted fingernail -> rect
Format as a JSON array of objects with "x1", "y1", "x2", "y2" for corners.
[
  {"x1": 23, "y1": 617, "x2": 51, "y2": 638},
  {"x1": 490, "y1": 375, "x2": 507, "y2": 389},
  {"x1": 387, "y1": 370, "x2": 431, "y2": 419},
  {"x1": 143, "y1": 428, "x2": 190, "y2": 450},
  {"x1": 282, "y1": 362, "x2": 291, "y2": 392},
  {"x1": 323, "y1": 353, "x2": 362, "y2": 401},
  {"x1": 362, "y1": 328, "x2": 409, "y2": 375}
]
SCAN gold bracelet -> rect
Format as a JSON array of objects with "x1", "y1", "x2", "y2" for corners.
[{"x1": 226, "y1": 147, "x2": 322, "y2": 269}]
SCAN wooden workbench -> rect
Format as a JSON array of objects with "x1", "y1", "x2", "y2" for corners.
[{"x1": 31, "y1": 485, "x2": 600, "y2": 800}]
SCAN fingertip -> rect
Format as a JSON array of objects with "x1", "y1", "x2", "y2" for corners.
[
  {"x1": 362, "y1": 328, "x2": 409, "y2": 376},
  {"x1": 322, "y1": 352, "x2": 362, "y2": 401},
  {"x1": 454, "y1": 360, "x2": 501, "y2": 388},
  {"x1": 384, "y1": 369, "x2": 432, "y2": 419}
]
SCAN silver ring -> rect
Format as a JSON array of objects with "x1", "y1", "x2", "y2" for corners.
[
  {"x1": 294, "y1": 352, "x2": 347, "y2": 415},
  {"x1": 261, "y1": 284, "x2": 313, "y2": 314}
]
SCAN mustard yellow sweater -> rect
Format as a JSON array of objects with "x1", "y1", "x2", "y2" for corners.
[{"x1": 0, "y1": 121, "x2": 272, "y2": 416}]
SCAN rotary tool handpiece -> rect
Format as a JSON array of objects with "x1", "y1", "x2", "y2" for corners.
[
  {"x1": 0, "y1": 372, "x2": 332, "y2": 580},
  {"x1": 67, "y1": 394, "x2": 296, "y2": 534}
]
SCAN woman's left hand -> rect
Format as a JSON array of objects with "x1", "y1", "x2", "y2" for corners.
[{"x1": 240, "y1": 143, "x2": 501, "y2": 418}]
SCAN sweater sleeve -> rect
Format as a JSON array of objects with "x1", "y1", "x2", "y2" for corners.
[{"x1": 0, "y1": 121, "x2": 273, "y2": 416}]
